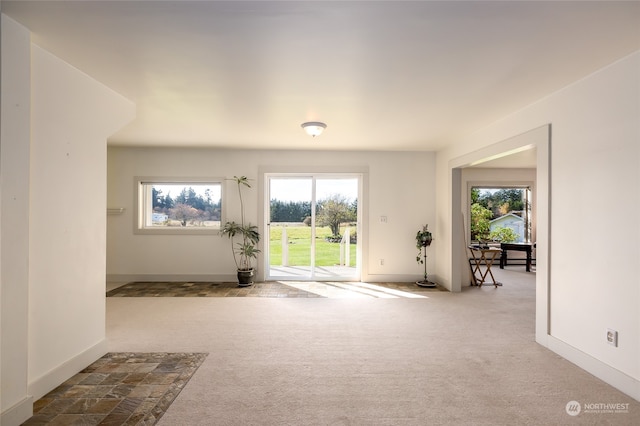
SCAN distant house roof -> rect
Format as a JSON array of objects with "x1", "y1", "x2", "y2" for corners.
[{"x1": 489, "y1": 212, "x2": 523, "y2": 225}]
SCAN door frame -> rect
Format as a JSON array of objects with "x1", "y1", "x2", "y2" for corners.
[{"x1": 258, "y1": 166, "x2": 367, "y2": 282}]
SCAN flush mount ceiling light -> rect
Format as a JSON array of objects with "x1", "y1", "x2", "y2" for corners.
[{"x1": 301, "y1": 121, "x2": 327, "y2": 137}]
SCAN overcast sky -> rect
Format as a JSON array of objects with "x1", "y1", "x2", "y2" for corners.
[{"x1": 269, "y1": 178, "x2": 358, "y2": 202}]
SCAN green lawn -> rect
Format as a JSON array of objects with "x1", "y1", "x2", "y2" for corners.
[{"x1": 269, "y1": 224, "x2": 356, "y2": 267}]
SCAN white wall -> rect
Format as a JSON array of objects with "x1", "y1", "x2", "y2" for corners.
[
  {"x1": 435, "y1": 51, "x2": 640, "y2": 399},
  {"x1": 107, "y1": 148, "x2": 436, "y2": 283},
  {"x1": 27, "y1": 45, "x2": 135, "y2": 401},
  {"x1": 1, "y1": 17, "x2": 135, "y2": 424},
  {"x1": 1, "y1": 15, "x2": 32, "y2": 425}
]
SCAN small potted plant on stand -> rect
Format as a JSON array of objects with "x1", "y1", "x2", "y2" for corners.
[
  {"x1": 416, "y1": 224, "x2": 436, "y2": 288},
  {"x1": 220, "y1": 176, "x2": 260, "y2": 287}
]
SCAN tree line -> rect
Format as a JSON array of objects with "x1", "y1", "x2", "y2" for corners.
[
  {"x1": 151, "y1": 188, "x2": 357, "y2": 233},
  {"x1": 271, "y1": 195, "x2": 357, "y2": 239},
  {"x1": 270, "y1": 200, "x2": 311, "y2": 223},
  {"x1": 153, "y1": 187, "x2": 221, "y2": 226}
]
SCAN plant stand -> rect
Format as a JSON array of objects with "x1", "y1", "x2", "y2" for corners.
[{"x1": 416, "y1": 241, "x2": 436, "y2": 288}]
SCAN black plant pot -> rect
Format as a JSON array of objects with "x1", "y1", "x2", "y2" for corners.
[
  {"x1": 420, "y1": 234, "x2": 432, "y2": 247},
  {"x1": 237, "y1": 269, "x2": 254, "y2": 287}
]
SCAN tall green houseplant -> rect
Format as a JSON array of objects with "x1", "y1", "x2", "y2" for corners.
[{"x1": 220, "y1": 176, "x2": 261, "y2": 286}]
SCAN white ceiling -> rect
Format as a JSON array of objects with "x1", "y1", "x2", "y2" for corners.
[{"x1": 3, "y1": 1, "x2": 639, "y2": 155}]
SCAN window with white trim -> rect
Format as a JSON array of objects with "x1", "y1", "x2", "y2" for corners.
[
  {"x1": 136, "y1": 178, "x2": 223, "y2": 234},
  {"x1": 470, "y1": 186, "x2": 531, "y2": 243}
]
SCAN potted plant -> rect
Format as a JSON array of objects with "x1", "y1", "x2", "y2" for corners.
[
  {"x1": 220, "y1": 176, "x2": 261, "y2": 286},
  {"x1": 415, "y1": 224, "x2": 436, "y2": 287}
]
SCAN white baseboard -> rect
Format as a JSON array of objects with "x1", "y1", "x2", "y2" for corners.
[
  {"x1": 546, "y1": 335, "x2": 640, "y2": 402},
  {"x1": 1, "y1": 396, "x2": 34, "y2": 426},
  {"x1": 107, "y1": 274, "x2": 235, "y2": 283},
  {"x1": 27, "y1": 339, "x2": 108, "y2": 401}
]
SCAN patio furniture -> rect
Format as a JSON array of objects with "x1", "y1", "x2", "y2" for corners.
[
  {"x1": 500, "y1": 242, "x2": 534, "y2": 272},
  {"x1": 468, "y1": 246, "x2": 502, "y2": 287}
]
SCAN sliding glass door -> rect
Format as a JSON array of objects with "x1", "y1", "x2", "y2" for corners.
[{"x1": 266, "y1": 174, "x2": 360, "y2": 281}]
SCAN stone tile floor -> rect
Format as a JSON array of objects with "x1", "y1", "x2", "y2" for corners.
[
  {"x1": 22, "y1": 352, "x2": 207, "y2": 426},
  {"x1": 106, "y1": 280, "x2": 444, "y2": 298}
]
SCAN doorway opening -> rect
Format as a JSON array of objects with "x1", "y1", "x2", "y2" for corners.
[
  {"x1": 450, "y1": 124, "x2": 549, "y2": 343},
  {"x1": 265, "y1": 174, "x2": 361, "y2": 281}
]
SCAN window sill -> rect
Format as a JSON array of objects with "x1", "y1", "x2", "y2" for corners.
[{"x1": 134, "y1": 227, "x2": 220, "y2": 236}]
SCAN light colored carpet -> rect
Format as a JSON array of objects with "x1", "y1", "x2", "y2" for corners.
[{"x1": 106, "y1": 268, "x2": 639, "y2": 425}]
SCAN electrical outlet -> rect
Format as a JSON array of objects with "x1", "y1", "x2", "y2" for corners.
[
  {"x1": 380, "y1": 215, "x2": 387, "y2": 223},
  {"x1": 379, "y1": 259, "x2": 384, "y2": 266},
  {"x1": 606, "y1": 329, "x2": 618, "y2": 347}
]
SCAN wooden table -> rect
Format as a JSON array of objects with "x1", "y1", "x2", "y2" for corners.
[
  {"x1": 499, "y1": 242, "x2": 533, "y2": 272},
  {"x1": 468, "y1": 246, "x2": 502, "y2": 287}
]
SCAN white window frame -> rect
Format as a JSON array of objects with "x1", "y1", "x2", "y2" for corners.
[
  {"x1": 134, "y1": 176, "x2": 224, "y2": 235},
  {"x1": 467, "y1": 183, "x2": 533, "y2": 243}
]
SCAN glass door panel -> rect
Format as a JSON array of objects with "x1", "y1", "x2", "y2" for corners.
[
  {"x1": 314, "y1": 178, "x2": 359, "y2": 279},
  {"x1": 267, "y1": 177, "x2": 312, "y2": 279},
  {"x1": 266, "y1": 174, "x2": 360, "y2": 281}
]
